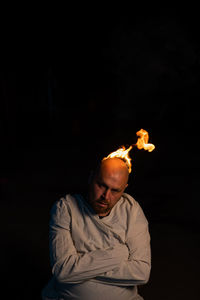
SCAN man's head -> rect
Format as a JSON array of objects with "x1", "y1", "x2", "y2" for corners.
[{"x1": 88, "y1": 157, "x2": 129, "y2": 217}]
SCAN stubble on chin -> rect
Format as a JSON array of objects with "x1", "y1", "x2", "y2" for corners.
[{"x1": 92, "y1": 201, "x2": 110, "y2": 216}]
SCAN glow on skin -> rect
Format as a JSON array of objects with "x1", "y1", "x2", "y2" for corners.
[{"x1": 88, "y1": 158, "x2": 129, "y2": 217}]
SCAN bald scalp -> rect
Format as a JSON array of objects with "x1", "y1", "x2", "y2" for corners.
[
  {"x1": 99, "y1": 158, "x2": 129, "y2": 185},
  {"x1": 101, "y1": 157, "x2": 129, "y2": 173}
]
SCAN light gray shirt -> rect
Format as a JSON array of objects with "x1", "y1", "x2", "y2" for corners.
[{"x1": 42, "y1": 193, "x2": 151, "y2": 300}]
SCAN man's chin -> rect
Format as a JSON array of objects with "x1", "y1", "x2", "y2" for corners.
[{"x1": 93, "y1": 204, "x2": 110, "y2": 216}]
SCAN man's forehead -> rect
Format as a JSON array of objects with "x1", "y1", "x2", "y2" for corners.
[{"x1": 99, "y1": 158, "x2": 129, "y2": 182}]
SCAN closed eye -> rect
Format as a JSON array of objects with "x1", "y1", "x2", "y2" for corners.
[
  {"x1": 96, "y1": 180, "x2": 121, "y2": 193},
  {"x1": 111, "y1": 188, "x2": 121, "y2": 193},
  {"x1": 96, "y1": 181, "x2": 107, "y2": 189}
]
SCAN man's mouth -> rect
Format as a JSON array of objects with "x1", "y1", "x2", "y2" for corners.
[{"x1": 97, "y1": 201, "x2": 108, "y2": 207}]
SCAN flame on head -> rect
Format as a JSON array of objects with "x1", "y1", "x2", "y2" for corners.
[
  {"x1": 102, "y1": 129, "x2": 155, "y2": 174},
  {"x1": 102, "y1": 145, "x2": 133, "y2": 173}
]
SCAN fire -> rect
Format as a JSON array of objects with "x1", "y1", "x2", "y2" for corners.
[
  {"x1": 103, "y1": 129, "x2": 155, "y2": 173},
  {"x1": 135, "y1": 129, "x2": 155, "y2": 152},
  {"x1": 102, "y1": 145, "x2": 133, "y2": 173}
]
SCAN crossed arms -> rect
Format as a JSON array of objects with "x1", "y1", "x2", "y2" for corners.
[{"x1": 49, "y1": 198, "x2": 151, "y2": 286}]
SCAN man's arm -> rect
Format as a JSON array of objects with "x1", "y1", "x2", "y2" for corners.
[
  {"x1": 49, "y1": 199, "x2": 129, "y2": 284},
  {"x1": 94, "y1": 204, "x2": 151, "y2": 286}
]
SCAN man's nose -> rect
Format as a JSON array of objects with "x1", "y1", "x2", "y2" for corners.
[{"x1": 102, "y1": 188, "x2": 110, "y2": 200}]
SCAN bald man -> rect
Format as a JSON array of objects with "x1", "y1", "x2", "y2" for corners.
[{"x1": 42, "y1": 158, "x2": 151, "y2": 300}]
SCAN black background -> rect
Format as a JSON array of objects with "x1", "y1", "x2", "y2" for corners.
[{"x1": 1, "y1": 8, "x2": 200, "y2": 299}]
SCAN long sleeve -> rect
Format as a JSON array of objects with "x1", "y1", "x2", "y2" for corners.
[
  {"x1": 94, "y1": 202, "x2": 151, "y2": 286},
  {"x1": 49, "y1": 199, "x2": 129, "y2": 284}
]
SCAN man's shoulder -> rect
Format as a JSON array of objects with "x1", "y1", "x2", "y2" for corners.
[
  {"x1": 50, "y1": 194, "x2": 77, "y2": 214},
  {"x1": 122, "y1": 192, "x2": 139, "y2": 207},
  {"x1": 122, "y1": 193, "x2": 149, "y2": 224},
  {"x1": 49, "y1": 194, "x2": 77, "y2": 227},
  {"x1": 55, "y1": 193, "x2": 78, "y2": 205},
  {"x1": 121, "y1": 193, "x2": 146, "y2": 217}
]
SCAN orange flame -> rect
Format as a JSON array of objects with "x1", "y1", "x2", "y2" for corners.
[
  {"x1": 135, "y1": 129, "x2": 155, "y2": 152},
  {"x1": 103, "y1": 145, "x2": 133, "y2": 173},
  {"x1": 103, "y1": 129, "x2": 155, "y2": 173}
]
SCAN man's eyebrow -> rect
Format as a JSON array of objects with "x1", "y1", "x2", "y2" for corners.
[
  {"x1": 96, "y1": 178, "x2": 122, "y2": 192},
  {"x1": 111, "y1": 187, "x2": 121, "y2": 192},
  {"x1": 109, "y1": 185, "x2": 122, "y2": 192}
]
